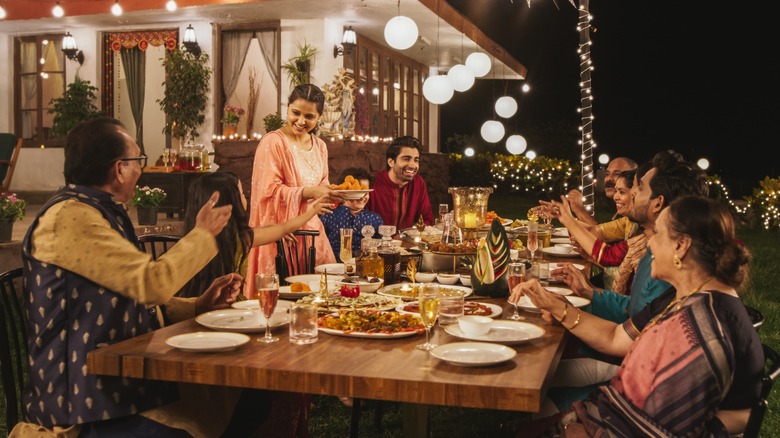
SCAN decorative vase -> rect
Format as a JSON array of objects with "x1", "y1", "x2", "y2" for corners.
[
  {"x1": 136, "y1": 207, "x2": 158, "y2": 226},
  {"x1": 223, "y1": 123, "x2": 238, "y2": 137},
  {"x1": 0, "y1": 219, "x2": 13, "y2": 242}
]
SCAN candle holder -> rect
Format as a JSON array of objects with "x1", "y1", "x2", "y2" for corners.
[{"x1": 448, "y1": 187, "x2": 493, "y2": 241}]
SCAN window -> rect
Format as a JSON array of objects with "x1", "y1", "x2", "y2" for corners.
[{"x1": 14, "y1": 34, "x2": 67, "y2": 147}]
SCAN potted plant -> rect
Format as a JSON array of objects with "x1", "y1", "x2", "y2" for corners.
[
  {"x1": 263, "y1": 112, "x2": 285, "y2": 133},
  {"x1": 48, "y1": 76, "x2": 102, "y2": 139},
  {"x1": 282, "y1": 41, "x2": 319, "y2": 87},
  {"x1": 221, "y1": 104, "x2": 245, "y2": 137},
  {"x1": 157, "y1": 48, "x2": 212, "y2": 147},
  {"x1": 130, "y1": 186, "x2": 167, "y2": 226},
  {"x1": 0, "y1": 192, "x2": 26, "y2": 242}
]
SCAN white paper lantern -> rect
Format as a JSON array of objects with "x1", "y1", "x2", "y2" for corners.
[
  {"x1": 495, "y1": 96, "x2": 518, "y2": 118},
  {"x1": 506, "y1": 135, "x2": 527, "y2": 155},
  {"x1": 598, "y1": 154, "x2": 610, "y2": 165},
  {"x1": 464, "y1": 147, "x2": 475, "y2": 157},
  {"x1": 466, "y1": 52, "x2": 491, "y2": 77},
  {"x1": 526, "y1": 150, "x2": 537, "y2": 160},
  {"x1": 422, "y1": 75, "x2": 454, "y2": 105},
  {"x1": 480, "y1": 120, "x2": 505, "y2": 143},
  {"x1": 447, "y1": 64, "x2": 475, "y2": 92},
  {"x1": 384, "y1": 16, "x2": 419, "y2": 50}
]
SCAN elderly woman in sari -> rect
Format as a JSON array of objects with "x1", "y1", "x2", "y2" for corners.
[{"x1": 512, "y1": 196, "x2": 763, "y2": 436}]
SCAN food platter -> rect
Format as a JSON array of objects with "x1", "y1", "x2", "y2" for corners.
[
  {"x1": 317, "y1": 310, "x2": 424, "y2": 338},
  {"x1": 165, "y1": 332, "x2": 250, "y2": 353},
  {"x1": 430, "y1": 342, "x2": 517, "y2": 367},
  {"x1": 377, "y1": 283, "x2": 473, "y2": 301},
  {"x1": 195, "y1": 308, "x2": 289, "y2": 333},
  {"x1": 277, "y1": 285, "x2": 311, "y2": 300},
  {"x1": 296, "y1": 293, "x2": 402, "y2": 312},
  {"x1": 396, "y1": 301, "x2": 502, "y2": 318},
  {"x1": 515, "y1": 295, "x2": 591, "y2": 313},
  {"x1": 445, "y1": 320, "x2": 545, "y2": 345},
  {"x1": 335, "y1": 189, "x2": 373, "y2": 200}
]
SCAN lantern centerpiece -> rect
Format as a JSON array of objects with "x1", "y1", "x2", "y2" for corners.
[{"x1": 448, "y1": 187, "x2": 493, "y2": 241}]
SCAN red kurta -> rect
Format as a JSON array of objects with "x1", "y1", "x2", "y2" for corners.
[{"x1": 367, "y1": 170, "x2": 434, "y2": 230}]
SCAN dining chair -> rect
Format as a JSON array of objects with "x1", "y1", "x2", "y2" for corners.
[
  {"x1": 744, "y1": 305, "x2": 765, "y2": 331},
  {"x1": 0, "y1": 267, "x2": 28, "y2": 431},
  {"x1": 743, "y1": 343, "x2": 780, "y2": 438},
  {"x1": 275, "y1": 230, "x2": 318, "y2": 283},
  {"x1": 136, "y1": 234, "x2": 182, "y2": 260},
  {"x1": 0, "y1": 133, "x2": 23, "y2": 193}
]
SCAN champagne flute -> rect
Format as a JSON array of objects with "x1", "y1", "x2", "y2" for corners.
[
  {"x1": 339, "y1": 228, "x2": 353, "y2": 272},
  {"x1": 507, "y1": 262, "x2": 526, "y2": 320},
  {"x1": 255, "y1": 273, "x2": 280, "y2": 343},
  {"x1": 416, "y1": 283, "x2": 440, "y2": 351},
  {"x1": 527, "y1": 221, "x2": 539, "y2": 262},
  {"x1": 162, "y1": 148, "x2": 170, "y2": 172}
]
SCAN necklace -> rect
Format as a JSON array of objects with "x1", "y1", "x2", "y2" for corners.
[{"x1": 638, "y1": 276, "x2": 714, "y2": 339}]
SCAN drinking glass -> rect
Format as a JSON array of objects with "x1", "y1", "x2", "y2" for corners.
[
  {"x1": 339, "y1": 228, "x2": 353, "y2": 265},
  {"x1": 507, "y1": 262, "x2": 526, "y2": 320},
  {"x1": 527, "y1": 222, "x2": 539, "y2": 262},
  {"x1": 162, "y1": 148, "x2": 170, "y2": 171},
  {"x1": 255, "y1": 273, "x2": 280, "y2": 343},
  {"x1": 416, "y1": 283, "x2": 440, "y2": 351},
  {"x1": 169, "y1": 147, "x2": 179, "y2": 169},
  {"x1": 438, "y1": 204, "x2": 448, "y2": 224}
]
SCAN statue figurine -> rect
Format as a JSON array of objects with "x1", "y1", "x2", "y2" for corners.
[{"x1": 340, "y1": 88, "x2": 353, "y2": 135}]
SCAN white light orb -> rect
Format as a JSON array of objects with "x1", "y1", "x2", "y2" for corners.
[
  {"x1": 422, "y1": 75, "x2": 454, "y2": 105},
  {"x1": 384, "y1": 16, "x2": 419, "y2": 50},
  {"x1": 495, "y1": 96, "x2": 518, "y2": 118},
  {"x1": 0, "y1": 6, "x2": 6, "y2": 20},
  {"x1": 52, "y1": 3, "x2": 64, "y2": 17},
  {"x1": 465, "y1": 52, "x2": 491, "y2": 77},
  {"x1": 111, "y1": 1, "x2": 122, "y2": 16},
  {"x1": 526, "y1": 150, "x2": 537, "y2": 160},
  {"x1": 697, "y1": 158, "x2": 710, "y2": 170},
  {"x1": 521, "y1": 83, "x2": 531, "y2": 93},
  {"x1": 447, "y1": 64, "x2": 475, "y2": 92},
  {"x1": 505, "y1": 135, "x2": 527, "y2": 155},
  {"x1": 480, "y1": 120, "x2": 505, "y2": 143},
  {"x1": 464, "y1": 147, "x2": 475, "y2": 157},
  {"x1": 166, "y1": 0, "x2": 177, "y2": 11},
  {"x1": 598, "y1": 153, "x2": 610, "y2": 165}
]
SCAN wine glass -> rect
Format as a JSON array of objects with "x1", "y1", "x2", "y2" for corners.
[
  {"x1": 255, "y1": 273, "x2": 280, "y2": 343},
  {"x1": 438, "y1": 204, "x2": 449, "y2": 222},
  {"x1": 339, "y1": 228, "x2": 353, "y2": 269},
  {"x1": 169, "y1": 147, "x2": 179, "y2": 170},
  {"x1": 507, "y1": 262, "x2": 526, "y2": 321},
  {"x1": 416, "y1": 283, "x2": 440, "y2": 351},
  {"x1": 527, "y1": 222, "x2": 539, "y2": 262},
  {"x1": 162, "y1": 148, "x2": 170, "y2": 172}
]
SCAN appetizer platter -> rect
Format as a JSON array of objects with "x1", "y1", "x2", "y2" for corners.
[{"x1": 317, "y1": 309, "x2": 425, "y2": 338}]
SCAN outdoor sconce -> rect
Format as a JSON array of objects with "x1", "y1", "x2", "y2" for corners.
[
  {"x1": 61, "y1": 32, "x2": 84, "y2": 65},
  {"x1": 182, "y1": 24, "x2": 201, "y2": 57},
  {"x1": 333, "y1": 26, "x2": 357, "y2": 58}
]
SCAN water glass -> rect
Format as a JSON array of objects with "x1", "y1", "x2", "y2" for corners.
[
  {"x1": 529, "y1": 260, "x2": 550, "y2": 286},
  {"x1": 289, "y1": 304, "x2": 319, "y2": 345},
  {"x1": 438, "y1": 291, "x2": 464, "y2": 325}
]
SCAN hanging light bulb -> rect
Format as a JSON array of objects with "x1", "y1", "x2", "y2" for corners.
[
  {"x1": 0, "y1": 6, "x2": 6, "y2": 20},
  {"x1": 384, "y1": 16, "x2": 418, "y2": 50},
  {"x1": 480, "y1": 120, "x2": 505, "y2": 143},
  {"x1": 466, "y1": 52, "x2": 491, "y2": 77},
  {"x1": 111, "y1": 0, "x2": 122, "y2": 16},
  {"x1": 52, "y1": 1, "x2": 64, "y2": 18},
  {"x1": 447, "y1": 64, "x2": 475, "y2": 92},
  {"x1": 422, "y1": 75, "x2": 454, "y2": 105},
  {"x1": 526, "y1": 150, "x2": 537, "y2": 160},
  {"x1": 464, "y1": 147, "x2": 475, "y2": 157},
  {"x1": 505, "y1": 135, "x2": 527, "y2": 155},
  {"x1": 495, "y1": 96, "x2": 518, "y2": 118},
  {"x1": 166, "y1": 0, "x2": 177, "y2": 12}
]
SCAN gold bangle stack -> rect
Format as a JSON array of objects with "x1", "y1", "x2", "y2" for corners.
[
  {"x1": 555, "y1": 302, "x2": 569, "y2": 324},
  {"x1": 564, "y1": 307, "x2": 582, "y2": 331}
]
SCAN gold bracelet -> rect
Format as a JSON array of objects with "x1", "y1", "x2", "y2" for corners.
[
  {"x1": 565, "y1": 307, "x2": 582, "y2": 331},
  {"x1": 555, "y1": 302, "x2": 569, "y2": 324}
]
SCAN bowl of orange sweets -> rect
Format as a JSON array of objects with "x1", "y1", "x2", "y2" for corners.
[{"x1": 331, "y1": 175, "x2": 373, "y2": 200}]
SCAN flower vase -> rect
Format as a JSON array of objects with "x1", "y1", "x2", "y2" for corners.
[
  {"x1": 223, "y1": 123, "x2": 238, "y2": 137},
  {"x1": 136, "y1": 208, "x2": 158, "y2": 226},
  {"x1": 0, "y1": 219, "x2": 14, "y2": 242}
]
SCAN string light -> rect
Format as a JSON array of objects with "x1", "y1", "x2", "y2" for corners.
[
  {"x1": 576, "y1": 5, "x2": 596, "y2": 216},
  {"x1": 166, "y1": 1, "x2": 177, "y2": 12},
  {"x1": 111, "y1": 0, "x2": 122, "y2": 16},
  {"x1": 52, "y1": 1, "x2": 64, "y2": 18}
]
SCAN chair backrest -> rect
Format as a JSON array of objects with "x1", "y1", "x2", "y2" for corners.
[
  {"x1": 276, "y1": 230, "x2": 319, "y2": 283},
  {"x1": 0, "y1": 267, "x2": 27, "y2": 431},
  {"x1": 137, "y1": 234, "x2": 182, "y2": 260},
  {"x1": 745, "y1": 305, "x2": 765, "y2": 331},
  {"x1": 743, "y1": 343, "x2": 780, "y2": 438},
  {"x1": 0, "y1": 134, "x2": 23, "y2": 193}
]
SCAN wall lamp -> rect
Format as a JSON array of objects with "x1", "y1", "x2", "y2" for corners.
[
  {"x1": 62, "y1": 32, "x2": 84, "y2": 65},
  {"x1": 182, "y1": 24, "x2": 201, "y2": 57},
  {"x1": 333, "y1": 26, "x2": 357, "y2": 58}
]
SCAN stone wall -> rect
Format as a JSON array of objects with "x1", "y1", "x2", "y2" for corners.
[{"x1": 213, "y1": 139, "x2": 451, "y2": 210}]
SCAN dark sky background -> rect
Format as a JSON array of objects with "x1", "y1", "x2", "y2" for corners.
[{"x1": 443, "y1": 0, "x2": 779, "y2": 197}]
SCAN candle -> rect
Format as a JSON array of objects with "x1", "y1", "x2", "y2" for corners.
[{"x1": 464, "y1": 212, "x2": 477, "y2": 228}]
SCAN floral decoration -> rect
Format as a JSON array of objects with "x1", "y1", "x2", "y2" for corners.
[
  {"x1": 131, "y1": 186, "x2": 167, "y2": 208},
  {"x1": 0, "y1": 192, "x2": 26, "y2": 221},
  {"x1": 222, "y1": 104, "x2": 245, "y2": 125}
]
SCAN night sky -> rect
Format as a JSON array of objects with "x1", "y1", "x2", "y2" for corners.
[{"x1": 443, "y1": 0, "x2": 779, "y2": 197}]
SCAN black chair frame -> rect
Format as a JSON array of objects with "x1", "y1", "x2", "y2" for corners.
[
  {"x1": 276, "y1": 230, "x2": 318, "y2": 283},
  {"x1": 0, "y1": 267, "x2": 27, "y2": 431},
  {"x1": 744, "y1": 343, "x2": 780, "y2": 438},
  {"x1": 137, "y1": 234, "x2": 182, "y2": 260}
]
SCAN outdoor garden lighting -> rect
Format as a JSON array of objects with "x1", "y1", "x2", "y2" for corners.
[
  {"x1": 333, "y1": 26, "x2": 357, "y2": 58},
  {"x1": 422, "y1": 75, "x2": 453, "y2": 105},
  {"x1": 61, "y1": 32, "x2": 84, "y2": 65},
  {"x1": 466, "y1": 52, "x2": 491, "y2": 77},
  {"x1": 447, "y1": 64, "x2": 475, "y2": 92},
  {"x1": 505, "y1": 135, "x2": 527, "y2": 155},
  {"x1": 480, "y1": 120, "x2": 505, "y2": 143},
  {"x1": 495, "y1": 96, "x2": 518, "y2": 118}
]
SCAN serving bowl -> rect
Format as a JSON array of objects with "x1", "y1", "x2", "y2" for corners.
[
  {"x1": 458, "y1": 274, "x2": 472, "y2": 286},
  {"x1": 414, "y1": 272, "x2": 437, "y2": 282},
  {"x1": 436, "y1": 273, "x2": 460, "y2": 285},
  {"x1": 338, "y1": 276, "x2": 385, "y2": 293}
]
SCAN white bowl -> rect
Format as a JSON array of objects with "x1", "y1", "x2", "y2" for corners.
[
  {"x1": 553, "y1": 243, "x2": 575, "y2": 254},
  {"x1": 436, "y1": 273, "x2": 460, "y2": 285},
  {"x1": 458, "y1": 274, "x2": 472, "y2": 286},
  {"x1": 415, "y1": 272, "x2": 437, "y2": 282},
  {"x1": 391, "y1": 239, "x2": 404, "y2": 248},
  {"x1": 458, "y1": 315, "x2": 492, "y2": 336},
  {"x1": 338, "y1": 277, "x2": 384, "y2": 293}
]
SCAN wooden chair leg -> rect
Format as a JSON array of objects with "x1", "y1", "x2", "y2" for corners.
[
  {"x1": 373, "y1": 400, "x2": 383, "y2": 431},
  {"x1": 350, "y1": 398, "x2": 363, "y2": 438}
]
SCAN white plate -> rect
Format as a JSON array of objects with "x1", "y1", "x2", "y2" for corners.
[
  {"x1": 335, "y1": 189, "x2": 373, "y2": 200},
  {"x1": 445, "y1": 320, "x2": 545, "y2": 345},
  {"x1": 195, "y1": 308, "x2": 289, "y2": 333},
  {"x1": 377, "y1": 283, "x2": 473, "y2": 301},
  {"x1": 553, "y1": 227, "x2": 569, "y2": 237},
  {"x1": 277, "y1": 285, "x2": 312, "y2": 300},
  {"x1": 317, "y1": 326, "x2": 421, "y2": 339},
  {"x1": 286, "y1": 274, "x2": 345, "y2": 285},
  {"x1": 396, "y1": 301, "x2": 503, "y2": 318},
  {"x1": 314, "y1": 263, "x2": 345, "y2": 275},
  {"x1": 545, "y1": 286, "x2": 573, "y2": 296},
  {"x1": 431, "y1": 342, "x2": 517, "y2": 367},
  {"x1": 550, "y1": 262, "x2": 586, "y2": 271},
  {"x1": 542, "y1": 247, "x2": 579, "y2": 257},
  {"x1": 550, "y1": 237, "x2": 571, "y2": 244},
  {"x1": 337, "y1": 277, "x2": 385, "y2": 293},
  {"x1": 516, "y1": 295, "x2": 591, "y2": 313},
  {"x1": 165, "y1": 332, "x2": 250, "y2": 353},
  {"x1": 232, "y1": 299, "x2": 293, "y2": 312}
]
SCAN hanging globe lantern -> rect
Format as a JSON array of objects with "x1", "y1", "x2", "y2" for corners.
[
  {"x1": 465, "y1": 52, "x2": 491, "y2": 77},
  {"x1": 422, "y1": 75, "x2": 454, "y2": 105},
  {"x1": 384, "y1": 16, "x2": 419, "y2": 50},
  {"x1": 526, "y1": 150, "x2": 537, "y2": 160},
  {"x1": 480, "y1": 120, "x2": 505, "y2": 143},
  {"x1": 505, "y1": 135, "x2": 527, "y2": 155},
  {"x1": 447, "y1": 64, "x2": 475, "y2": 92},
  {"x1": 495, "y1": 96, "x2": 518, "y2": 118}
]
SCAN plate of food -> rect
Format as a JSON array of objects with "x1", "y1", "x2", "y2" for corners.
[
  {"x1": 195, "y1": 308, "x2": 289, "y2": 333},
  {"x1": 445, "y1": 320, "x2": 545, "y2": 345},
  {"x1": 516, "y1": 295, "x2": 591, "y2": 313},
  {"x1": 314, "y1": 263, "x2": 345, "y2": 275},
  {"x1": 276, "y1": 283, "x2": 315, "y2": 299},
  {"x1": 338, "y1": 276, "x2": 385, "y2": 293},
  {"x1": 166, "y1": 332, "x2": 250, "y2": 353},
  {"x1": 317, "y1": 309, "x2": 425, "y2": 338},
  {"x1": 542, "y1": 246, "x2": 579, "y2": 257},
  {"x1": 427, "y1": 241, "x2": 477, "y2": 255},
  {"x1": 377, "y1": 283, "x2": 473, "y2": 301},
  {"x1": 334, "y1": 189, "x2": 373, "y2": 200},
  {"x1": 296, "y1": 293, "x2": 402, "y2": 312},
  {"x1": 396, "y1": 301, "x2": 502, "y2": 318},
  {"x1": 430, "y1": 342, "x2": 517, "y2": 367}
]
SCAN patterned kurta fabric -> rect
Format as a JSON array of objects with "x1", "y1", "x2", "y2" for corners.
[
  {"x1": 21, "y1": 186, "x2": 177, "y2": 427},
  {"x1": 366, "y1": 170, "x2": 433, "y2": 230},
  {"x1": 320, "y1": 205, "x2": 383, "y2": 260}
]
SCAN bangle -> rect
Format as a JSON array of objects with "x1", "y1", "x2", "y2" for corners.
[
  {"x1": 564, "y1": 307, "x2": 582, "y2": 331},
  {"x1": 555, "y1": 302, "x2": 569, "y2": 324}
]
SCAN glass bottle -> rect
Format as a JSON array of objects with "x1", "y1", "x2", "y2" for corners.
[
  {"x1": 362, "y1": 246, "x2": 384, "y2": 281},
  {"x1": 355, "y1": 225, "x2": 376, "y2": 277}
]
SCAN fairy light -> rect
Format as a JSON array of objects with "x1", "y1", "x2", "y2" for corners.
[{"x1": 577, "y1": 5, "x2": 596, "y2": 216}]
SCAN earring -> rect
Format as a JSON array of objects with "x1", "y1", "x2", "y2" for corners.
[{"x1": 673, "y1": 254, "x2": 683, "y2": 270}]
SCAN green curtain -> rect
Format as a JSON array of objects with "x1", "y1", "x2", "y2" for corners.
[{"x1": 120, "y1": 47, "x2": 146, "y2": 154}]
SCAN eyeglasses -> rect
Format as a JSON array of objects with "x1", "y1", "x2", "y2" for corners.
[{"x1": 118, "y1": 155, "x2": 148, "y2": 169}]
